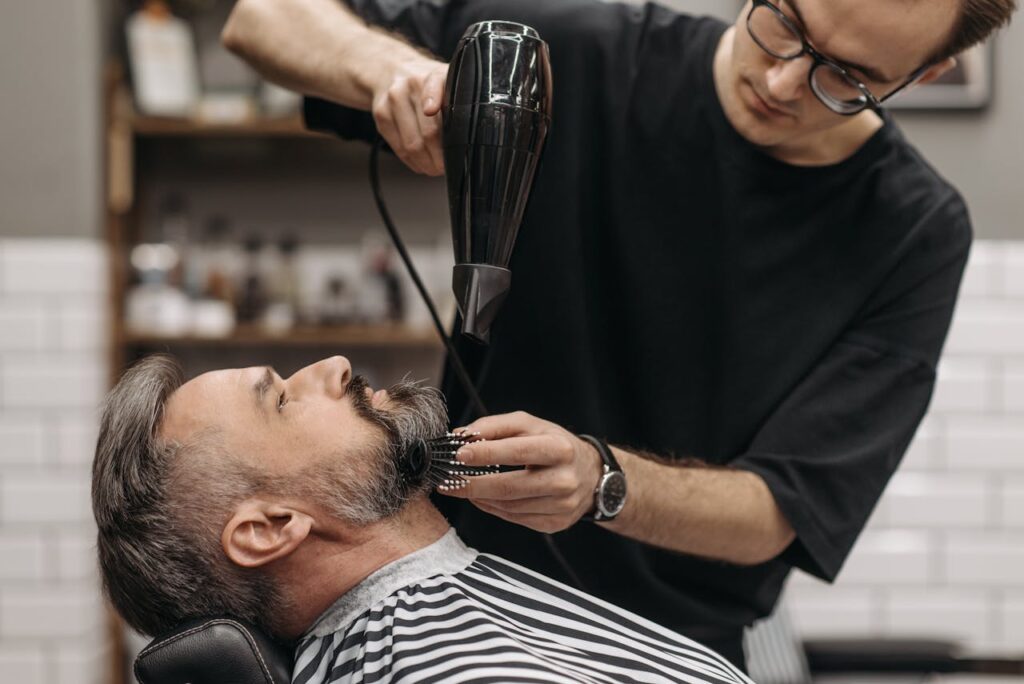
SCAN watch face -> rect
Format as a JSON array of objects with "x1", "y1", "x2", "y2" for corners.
[{"x1": 597, "y1": 471, "x2": 627, "y2": 518}]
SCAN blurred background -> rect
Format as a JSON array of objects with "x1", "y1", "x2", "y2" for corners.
[{"x1": 0, "y1": 1, "x2": 1022, "y2": 682}]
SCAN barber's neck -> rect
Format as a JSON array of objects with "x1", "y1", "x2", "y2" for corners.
[{"x1": 274, "y1": 497, "x2": 449, "y2": 640}]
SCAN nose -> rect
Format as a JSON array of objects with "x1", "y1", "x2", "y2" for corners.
[
  {"x1": 287, "y1": 355, "x2": 352, "y2": 400},
  {"x1": 324, "y1": 356, "x2": 353, "y2": 399},
  {"x1": 765, "y1": 56, "x2": 811, "y2": 103}
]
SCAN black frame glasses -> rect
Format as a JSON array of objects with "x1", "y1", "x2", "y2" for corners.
[{"x1": 746, "y1": 0, "x2": 930, "y2": 115}]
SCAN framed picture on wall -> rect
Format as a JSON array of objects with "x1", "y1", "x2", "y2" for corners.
[{"x1": 889, "y1": 42, "x2": 994, "y2": 110}]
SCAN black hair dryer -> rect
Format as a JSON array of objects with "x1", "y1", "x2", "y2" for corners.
[{"x1": 443, "y1": 21, "x2": 553, "y2": 344}]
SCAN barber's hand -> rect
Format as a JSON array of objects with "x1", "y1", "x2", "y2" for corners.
[
  {"x1": 439, "y1": 412, "x2": 605, "y2": 534},
  {"x1": 372, "y1": 59, "x2": 448, "y2": 176}
]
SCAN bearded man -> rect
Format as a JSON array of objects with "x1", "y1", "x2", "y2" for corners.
[{"x1": 93, "y1": 354, "x2": 751, "y2": 683}]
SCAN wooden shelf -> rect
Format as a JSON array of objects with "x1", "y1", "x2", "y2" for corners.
[
  {"x1": 120, "y1": 324, "x2": 443, "y2": 349},
  {"x1": 130, "y1": 113, "x2": 320, "y2": 138}
]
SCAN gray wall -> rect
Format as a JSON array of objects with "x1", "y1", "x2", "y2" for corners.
[
  {"x1": 0, "y1": 1, "x2": 1020, "y2": 240},
  {"x1": 0, "y1": 1, "x2": 104, "y2": 239},
  {"x1": 894, "y1": 25, "x2": 1024, "y2": 240}
]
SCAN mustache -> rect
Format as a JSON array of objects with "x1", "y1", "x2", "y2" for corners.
[
  {"x1": 346, "y1": 374, "x2": 449, "y2": 453},
  {"x1": 346, "y1": 373, "x2": 370, "y2": 403},
  {"x1": 346, "y1": 375, "x2": 397, "y2": 448}
]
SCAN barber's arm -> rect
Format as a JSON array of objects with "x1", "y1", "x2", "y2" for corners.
[
  {"x1": 444, "y1": 412, "x2": 795, "y2": 566},
  {"x1": 222, "y1": 0, "x2": 447, "y2": 174},
  {"x1": 443, "y1": 197, "x2": 970, "y2": 575},
  {"x1": 442, "y1": 318, "x2": 950, "y2": 572}
]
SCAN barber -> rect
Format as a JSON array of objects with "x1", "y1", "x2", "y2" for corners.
[{"x1": 223, "y1": 0, "x2": 1012, "y2": 668}]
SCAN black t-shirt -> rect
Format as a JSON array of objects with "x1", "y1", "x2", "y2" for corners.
[{"x1": 305, "y1": 0, "x2": 970, "y2": 637}]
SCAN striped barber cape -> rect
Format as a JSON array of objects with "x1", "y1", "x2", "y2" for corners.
[{"x1": 292, "y1": 529, "x2": 752, "y2": 684}]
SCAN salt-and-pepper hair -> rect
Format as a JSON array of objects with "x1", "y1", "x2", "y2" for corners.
[{"x1": 92, "y1": 355, "x2": 281, "y2": 637}]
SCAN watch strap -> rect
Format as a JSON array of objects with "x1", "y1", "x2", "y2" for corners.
[
  {"x1": 578, "y1": 434, "x2": 622, "y2": 522},
  {"x1": 578, "y1": 434, "x2": 621, "y2": 473}
]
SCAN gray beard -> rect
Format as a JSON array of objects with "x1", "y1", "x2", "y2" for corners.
[{"x1": 292, "y1": 375, "x2": 449, "y2": 526}]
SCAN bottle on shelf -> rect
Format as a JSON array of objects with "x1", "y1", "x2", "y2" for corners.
[
  {"x1": 189, "y1": 215, "x2": 236, "y2": 338},
  {"x1": 358, "y1": 233, "x2": 404, "y2": 324},
  {"x1": 124, "y1": 193, "x2": 196, "y2": 336},
  {"x1": 125, "y1": 0, "x2": 200, "y2": 117},
  {"x1": 199, "y1": 215, "x2": 239, "y2": 304},
  {"x1": 157, "y1": 193, "x2": 191, "y2": 291},
  {"x1": 319, "y1": 276, "x2": 355, "y2": 326},
  {"x1": 262, "y1": 234, "x2": 300, "y2": 334},
  {"x1": 259, "y1": 80, "x2": 301, "y2": 117},
  {"x1": 236, "y1": 235, "x2": 267, "y2": 325},
  {"x1": 125, "y1": 243, "x2": 191, "y2": 336}
]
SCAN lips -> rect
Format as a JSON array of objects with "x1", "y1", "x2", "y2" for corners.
[
  {"x1": 746, "y1": 81, "x2": 792, "y2": 118},
  {"x1": 361, "y1": 385, "x2": 384, "y2": 406}
]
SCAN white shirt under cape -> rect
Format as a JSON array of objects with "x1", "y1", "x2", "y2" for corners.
[{"x1": 292, "y1": 529, "x2": 753, "y2": 684}]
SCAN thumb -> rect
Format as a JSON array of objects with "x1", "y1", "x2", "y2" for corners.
[{"x1": 422, "y1": 66, "x2": 448, "y2": 116}]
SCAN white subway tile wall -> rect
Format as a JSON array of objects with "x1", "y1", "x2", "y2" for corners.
[
  {"x1": 1005, "y1": 245, "x2": 1024, "y2": 298},
  {"x1": 0, "y1": 239, "x2": 108, "y2": 684},
  {"x1": 1004, "y1": 592, "x2": 1024, "y2": 651},
  {"x1": 1005, "y1": 362, "x2": 1024, "y2": 413},
  {"x1": 0, "y1": 646, "x2": 47, "y2": 683},
  {"x1": 1003, "y1": 478, "x2": 1024, "y2": 528},
  {"x1": 787, "y1": 584, "x2": 881, "y2": 637},
  {"x1": 787, "y1": 240, "x2": 1024, "y2": 657},
  {"x1": 884, "y1": 589, "x2": 995, "y2": 651}
]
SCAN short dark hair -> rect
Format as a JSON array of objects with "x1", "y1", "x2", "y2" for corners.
[
  {"x1": 936, "y1": 0, "x2": 1017, "y2": 61},
  {"x1": 91, "y1": 355, "x2": 282, "y2": 637}
]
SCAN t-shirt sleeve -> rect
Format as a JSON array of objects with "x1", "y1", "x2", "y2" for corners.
[
  {"x1": 733, "y1": 194, "x2": 972, "y2": 582},
  {"x1": 304, "y1": 0, "x2": 643, "y2": 142}
]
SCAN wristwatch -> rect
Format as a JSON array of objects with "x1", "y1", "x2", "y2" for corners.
[{"x1": 578, "y1": 434, "x2": 627, "y2": 522}]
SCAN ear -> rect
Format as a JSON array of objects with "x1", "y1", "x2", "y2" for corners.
[
  {"x1": 222, "y1": 499, "x2": 314, "y2": 568},
  {"x1": 912, "y1": 56, "x2": 958, "y2": 89}
]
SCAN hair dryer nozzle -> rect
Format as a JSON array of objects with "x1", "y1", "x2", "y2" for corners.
[{"x1": 453, "y1": 264, "x2": 511, "y2": 345}]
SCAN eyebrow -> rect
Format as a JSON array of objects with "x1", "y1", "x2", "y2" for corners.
[
  {"x1": 783, "y1": 0, "x2": 891, "y2": 83},
  {"x1": 253, "y1": 366, "x2": 275, "y2": 416}
]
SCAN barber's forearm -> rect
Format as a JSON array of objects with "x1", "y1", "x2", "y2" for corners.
[
  {"x1": 602, "y1": 448, "x2": 796, "y2": 566},
  {"x1": 222, "y1": 0, "x2": 426, "y2": 108}
]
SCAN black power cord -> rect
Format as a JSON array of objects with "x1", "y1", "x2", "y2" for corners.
[
  {"x1": 368, "y1": 138, "x2": 487, "y2": 419},
  {"x1": 368, "y1": 137, "x2": 587, "y2": 593}
]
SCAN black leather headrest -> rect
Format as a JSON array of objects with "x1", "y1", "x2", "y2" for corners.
[{"x1": 134, "y1": 616, "x2": 294, "y2": 684}]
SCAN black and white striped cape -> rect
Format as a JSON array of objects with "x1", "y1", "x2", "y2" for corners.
[{"x1": 292, "y1": 530, "x2": 752, "y2": 684}]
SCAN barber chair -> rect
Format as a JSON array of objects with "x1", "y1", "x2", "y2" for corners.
[{"x1": 133, "y1": 617, "x2": 293, "y2": 684}]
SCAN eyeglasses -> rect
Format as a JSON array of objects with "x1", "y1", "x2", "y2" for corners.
[{"x1": 746, "y1": 0, "x2": 929, "y2": 115}]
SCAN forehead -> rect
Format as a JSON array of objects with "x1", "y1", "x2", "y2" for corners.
[
  {"x1": 161, "y1": 367, "x2": 261, "y2": 441},
  {"x1": 784, "y1": 0, "x2": 958, "y2": 77}
]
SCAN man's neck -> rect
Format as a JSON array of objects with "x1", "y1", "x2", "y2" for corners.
[
  {"x1": 767, "y1": 110, "x2": 883, "y2": 167},
  {"x1": 275, "y1": 498, "x2": 450, "y2": 640}
]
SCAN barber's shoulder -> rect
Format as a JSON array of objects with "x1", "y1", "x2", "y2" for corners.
[{"x1": 869, "y1": 129, "x2": 970, "y2": 237}]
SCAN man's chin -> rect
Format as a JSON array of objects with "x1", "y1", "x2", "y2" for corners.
[{"x1": 734, "y1": 115, "x2": 790, "y2": 149}]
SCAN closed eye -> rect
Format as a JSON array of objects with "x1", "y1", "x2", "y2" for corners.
[{"x1": 277, "y1": 391, "x2": 288, "y2": 412}]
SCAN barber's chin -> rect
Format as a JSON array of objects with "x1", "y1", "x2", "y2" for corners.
[{"x1": 734, "y1": 114, "x2": 787, "y2": 148}]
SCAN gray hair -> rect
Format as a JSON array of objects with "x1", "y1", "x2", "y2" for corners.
[{"x1": 91, "y1": 355, "x2": 282, "y2": 637}]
